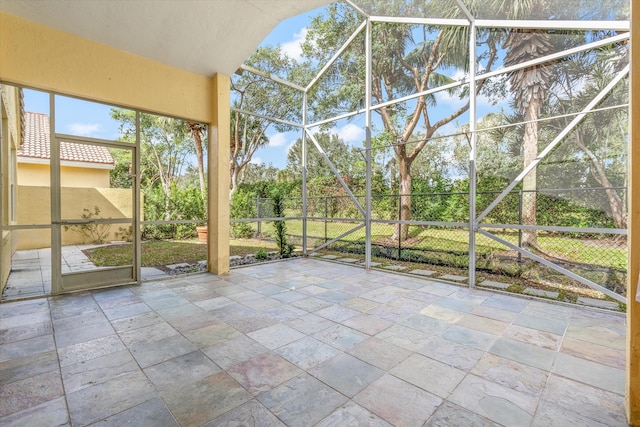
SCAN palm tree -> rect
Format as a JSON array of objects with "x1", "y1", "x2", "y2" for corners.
[{"x1": 501, "y1": 1, "x2": 554, "y2": 249}]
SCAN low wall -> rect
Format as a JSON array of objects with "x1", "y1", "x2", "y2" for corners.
[{"x1": 15, "y1": 186, "x2": 141, "y2": 249}]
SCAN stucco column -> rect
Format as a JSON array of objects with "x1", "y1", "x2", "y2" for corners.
[
  {"x1": 627, "y1": 2, "x2": 640, "y2": 424},
  {"x1": 207, "y1": 73, "x2": 230, "y2": 274}
]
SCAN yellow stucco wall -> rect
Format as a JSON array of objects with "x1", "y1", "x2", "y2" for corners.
[
  {"x1": 0, "y1": 11, "x2": 230, "y2": 275},
  {"x1": 16, "y1": 186, "x2": 135, "y2": 249},
  {"x1": 0, "y1": 12, "x2": 212, "y2": 123},
  {"x1": 17, "y1": 162, "x2": 111, "y2": 187}
]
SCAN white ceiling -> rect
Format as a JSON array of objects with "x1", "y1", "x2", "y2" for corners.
[{"x1": 0, "y1": 0, "x2": 333, "y2": 77}]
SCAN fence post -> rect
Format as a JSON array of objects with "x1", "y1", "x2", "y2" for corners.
[
  {"x1": 517, "y1": 190, "x2": 522, "y2": 263},
  {"x1": 324, "y1": 196, "x2": 328, "y2": 243},
  {"x1": 257, "y1": 196, "x2": 261, "y2": 236},
  {"x1": 397, "y1": 193, "x2": 402, "y2": 261}
]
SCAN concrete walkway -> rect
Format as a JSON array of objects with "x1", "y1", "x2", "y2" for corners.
[
  {"x1": 0, "y1": 258, "x2": 627, "y2": 426},
  {"x1": 2, "y1": 245, "x2": 168, "y2": 300}
]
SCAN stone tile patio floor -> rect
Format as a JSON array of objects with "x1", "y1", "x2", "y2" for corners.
[
  {"x1": 0, "y1": 258, "x2": 627, "y2": 426},
  {"x1": 2, "y1": 245, "x2": 168, "y2": 300}
]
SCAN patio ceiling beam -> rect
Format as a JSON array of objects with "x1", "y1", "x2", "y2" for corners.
[
  {"x1": 478, "y1": 229, "x2": 626, "y2": 304},
  {"x1": 475, "y1": 64, "x2": 629, "y2": 224}
]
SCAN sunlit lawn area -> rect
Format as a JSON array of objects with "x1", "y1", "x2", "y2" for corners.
[
  {"x1": 277, "y1": 219, "x2": 625, "y2": 270},
  {"x1": 85, "y1": 220, "x2": 624, "y2": 274},
  {"x1": 86, "y1": 238, "x2": 278, "y2": 267}
]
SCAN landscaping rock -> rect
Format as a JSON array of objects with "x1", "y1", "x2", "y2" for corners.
[
  {"x1": 411, "y1": 269, "x2": 436, "y2": 277},
  {"x1": 437, "y1": 274, "x2": 468, "y2": 282},
  {"x1": 480, "y1": 280, "x2": 511, "y2": 290},
  {"x1": 166, "y1": 262, "x2": 191, "y2": 270},
  {"x1": 382, "y1": 265, "x2": 408, "y2": 271},
  {"x1": 337, "y1": 258, "x2": 359, "y2": 263},
  {"x1": 322, "y1": 255, "x2": 341, "y2": 260},
  {"x1": 524, "y1": 288, "x2": 559, "y2": 299},
  {"x1": 577, "y1": 297, "x2": 620, "y2": 310},
  {"x1": 358, "y1": 261, "x2": 381, "y2": 267}
]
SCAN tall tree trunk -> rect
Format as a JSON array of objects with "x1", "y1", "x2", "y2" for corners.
[
  {"x1": 186, "y1": 122, "x2": 206, "y2": 200},
  {"x1": 194, "y1": 133, "x2": 205, "y2": 200},
  {"x1": 229, "y1": 164, "x2": 238, "y2": 197},
  {"x1": 521, "y1": 97, "x2": 540, "y2": 249},
  {"x1": 392, "y1": 156, "x2": 411, "y2": 241},
  {"x1": 573, "y1": 134, "x2": 627, "y2": 229}
]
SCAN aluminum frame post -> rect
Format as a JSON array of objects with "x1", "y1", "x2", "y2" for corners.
[{"x1": 364, "y1": 19, "x2": 372, "y2": 268}]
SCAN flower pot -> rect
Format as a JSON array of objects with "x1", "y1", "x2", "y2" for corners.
[{"x1": 196, "y1": 226, "x2": 208, "y2": 244}]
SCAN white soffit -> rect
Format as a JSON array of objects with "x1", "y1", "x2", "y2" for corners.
[{"x1": 0, "y1": 0, "x2": 332, "y2": 77}]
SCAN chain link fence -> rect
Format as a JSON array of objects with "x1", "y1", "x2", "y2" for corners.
[{"x1": 234, "y1": 187, "x2": 626, "y2": 300}]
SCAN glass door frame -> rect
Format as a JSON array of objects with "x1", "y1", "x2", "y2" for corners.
[{"x1": 50, "y1": 103, "x2": 141, "y2": 295}]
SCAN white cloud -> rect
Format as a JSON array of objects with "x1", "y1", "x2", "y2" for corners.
[
  {"x1": 337, "y1": 123, "x2": 365, "y2": 144},
  {"x1": 250, "y1": 156, "x2": 263, "y2": 165},
  {"x1": 68, "y1": 123, "x2": 102, "y2": 137},
  {"x1": 268, "y1": 133, "x2": 288, "y2": 147},
  {"x1": 281, "y1": 28, "x2": 307, "y2": 62}
]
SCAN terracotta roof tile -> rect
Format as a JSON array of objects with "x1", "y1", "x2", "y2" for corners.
[{"x1": 19, "y1": 112, "x2": 115, "y2": 165}]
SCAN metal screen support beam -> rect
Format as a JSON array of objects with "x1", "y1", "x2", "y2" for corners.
[
  {"x1": 476, "y1": 65, "x2": 629, "y2": 224},
  {"x1": 476, "y1": 33, "x2": 629, "y2": 84},
  {"x1": 302, "y1": 93, "x2": 308, "y2": 256},
  {"x1": 478, "y1": 229, "x2": 626, "y2": 304},
  {"x1": 458, "y1": 0, "x2": 477, "y2": 288},
  {"x1": 50, "y1": 93, "x2": 61, "y2": 295},
  {"x1": 305, "y1": 20, "x2": 367, "y2": 92},
  {"x1": 309, "y1": 223, "x2": 365, "y2": 254},
  {"x1": 364, "y1": 19, "x2": 372, "y2": 269},
  {"x1": 134, "y1": 112, "x2": 141, "y2": 282},
  {"x1": 468, "y1": 20, "x2": 477, "y2": 288},
  {"x1": 305, "y1": 130, "x2": 366, "y2": 217}
]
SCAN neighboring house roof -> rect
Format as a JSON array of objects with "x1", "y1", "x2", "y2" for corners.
[{"x1": 18, "y1": 112, "x2": 114, "y2": 167}]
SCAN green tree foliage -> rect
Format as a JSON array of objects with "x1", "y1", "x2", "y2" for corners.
[
  {"x1": 301, "y1": 1, "x2": 500, "y2": 241},
  {"x1": 230, "y1": 46, "x2": 303, "y2": 194},
  {"x1": 111, "y1": 110, "x2": 205, "y2": 237}
]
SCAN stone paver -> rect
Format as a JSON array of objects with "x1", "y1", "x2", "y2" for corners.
[
  {"x1": 337, "y1": 258, "x2": 359, "y2": 263},
  {"x1": 438, "y1": 274, "x2": 468, "y2": 282},
  {"x1": 0, "y1": 258, "x2": 627, "y2": 427},
  {"x1": 411, "y1": 269, "x2": 436, "y2": 276},
  {"x1": 480, "y1": 280, "x2": 511, "y2": 290},
  {"x1": 524, "y1": 287, "x2": 559, "y2": 299},
  {"x1": 381, "y1": 264, "x2": 408, "y2": 271},
  {"x1": 577, "y1": 297, "x2": 621, "y2": 310}
]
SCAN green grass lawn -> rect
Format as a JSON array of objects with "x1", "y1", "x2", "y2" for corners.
[
  {"x1": 85, "y1": 238, "x2": 278, "y2": 267},
  {"x1": 274, "y1": 219, "x2": 624, "y2": 269}
]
